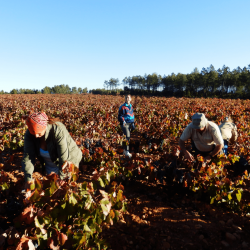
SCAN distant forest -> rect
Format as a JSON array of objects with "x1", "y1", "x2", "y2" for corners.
[
  {"x1": 0, "y1": 85, "x2": 88, "y2": 95},
  {"x1": 1, "y1": 64, "x2": 250, "y2": 98}
]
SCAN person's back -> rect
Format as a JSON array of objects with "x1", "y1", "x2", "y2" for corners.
[{"x1": 219, "y1": 117, "x2": 237, "y2": 155}]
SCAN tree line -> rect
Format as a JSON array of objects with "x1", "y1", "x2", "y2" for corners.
[
  {"x1": 1, "y1": 64, "x2": 250, "y2": 98},
  {"x1": 103, "y1": 64, "x2": 250, "y2": 98},
  {"x1": 0, "y1": 85, "x2": 87, "y2": 94}
]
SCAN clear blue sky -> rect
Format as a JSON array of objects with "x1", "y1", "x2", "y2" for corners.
[{"x1": 0, "y1": 0, "x2": 249, "y2": 92}]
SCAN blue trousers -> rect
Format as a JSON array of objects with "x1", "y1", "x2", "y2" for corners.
[{"x1": 223, "y1": 140, "x2": 228, "y2": 155}]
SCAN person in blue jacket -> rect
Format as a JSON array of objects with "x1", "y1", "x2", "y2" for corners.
[{"x1": 118, "y1": 95, "x2": 135, "y2": 158}]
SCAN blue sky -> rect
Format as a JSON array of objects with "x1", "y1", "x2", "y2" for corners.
[{"x1": 0, "y1": 0, "x2": 249, "y2": 92}]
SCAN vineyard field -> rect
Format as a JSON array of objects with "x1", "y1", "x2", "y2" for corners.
[{"x1": 1, "y1": 94, "x2": 250, "y2": 249}]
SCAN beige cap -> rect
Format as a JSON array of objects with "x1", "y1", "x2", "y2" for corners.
[{"x1": 191, "y1": 113, "x2": 207, "y2": 129}]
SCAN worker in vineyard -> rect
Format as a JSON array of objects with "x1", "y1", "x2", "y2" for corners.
[
  {"x1": 22, "y1": 112, "x2": 82, "y2": 189},
  {"x1": 179, "y1": 113, "x2": 224, "y2": 162},
  {"x1": 219, "y1": 117, "x2": 238, "y2": 155},
  {"x1": 118, "y1": 94, "x2": 135, "y2": 158}
]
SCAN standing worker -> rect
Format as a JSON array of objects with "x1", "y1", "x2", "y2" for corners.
[{"x1": 118, "y1": 95, "x2": 135, "y2": 158}]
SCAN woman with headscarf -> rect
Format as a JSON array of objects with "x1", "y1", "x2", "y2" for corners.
[{"x1": 22, "y1": 112, "x2": 82, "y2": 188}]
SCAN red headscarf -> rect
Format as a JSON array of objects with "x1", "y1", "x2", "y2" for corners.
[{"x1": 26, "y1": 112, "x2": 48, "y2": 135}]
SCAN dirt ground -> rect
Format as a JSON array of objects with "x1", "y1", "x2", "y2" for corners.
[{"x1": 101, "y1": 179, "x2": 250, "y2": 250}]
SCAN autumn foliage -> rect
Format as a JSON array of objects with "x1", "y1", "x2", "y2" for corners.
[{"x1": 1, "y1": 94, "x2": 250, "y2": 249}]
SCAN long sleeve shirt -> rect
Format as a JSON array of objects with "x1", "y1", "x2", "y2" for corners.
[
  {"x1": 22, "y1": 122, "x2": 82, "y2": 182},
  {"x1": 219, "y1": 122, "x2": 238, "y2": 142},
  {"x1": 118, "y1": 102, "x2": 135, "y2": 124},
  {"x1": 180, "y1": 121, "x2": 224, "y2": 152}
]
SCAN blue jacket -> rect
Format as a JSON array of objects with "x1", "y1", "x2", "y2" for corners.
[{"x1": 118, "y1": 103, "x2": 135, "y2": 124}]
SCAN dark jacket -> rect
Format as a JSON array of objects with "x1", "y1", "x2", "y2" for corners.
[{"x1": 22, "y1": 122, "x2": 82, "y2": 182}]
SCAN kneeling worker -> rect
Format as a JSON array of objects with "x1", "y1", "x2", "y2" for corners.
[{"x1": 179, "y1": 113, "x2": 224, "y2": 162}]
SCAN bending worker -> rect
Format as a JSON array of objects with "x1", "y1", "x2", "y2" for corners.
[
  {"x1": 179, "y1": 113, "x2": 224, "y2": 162},
  {"x1": 22, "y1": 112, "x2": 82, "y2": 188},
  {"x1": 219, "y1": 117, "x2": 238, "y2": 155}
]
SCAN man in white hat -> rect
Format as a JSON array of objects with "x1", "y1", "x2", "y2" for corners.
[{"x1": 179, "y1": 113, "x2": 224, "y2": 162}]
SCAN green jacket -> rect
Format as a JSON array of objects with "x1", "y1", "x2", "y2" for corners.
[{"x1": 22, "y1": 122, "x2": 82, "y2": 182}]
